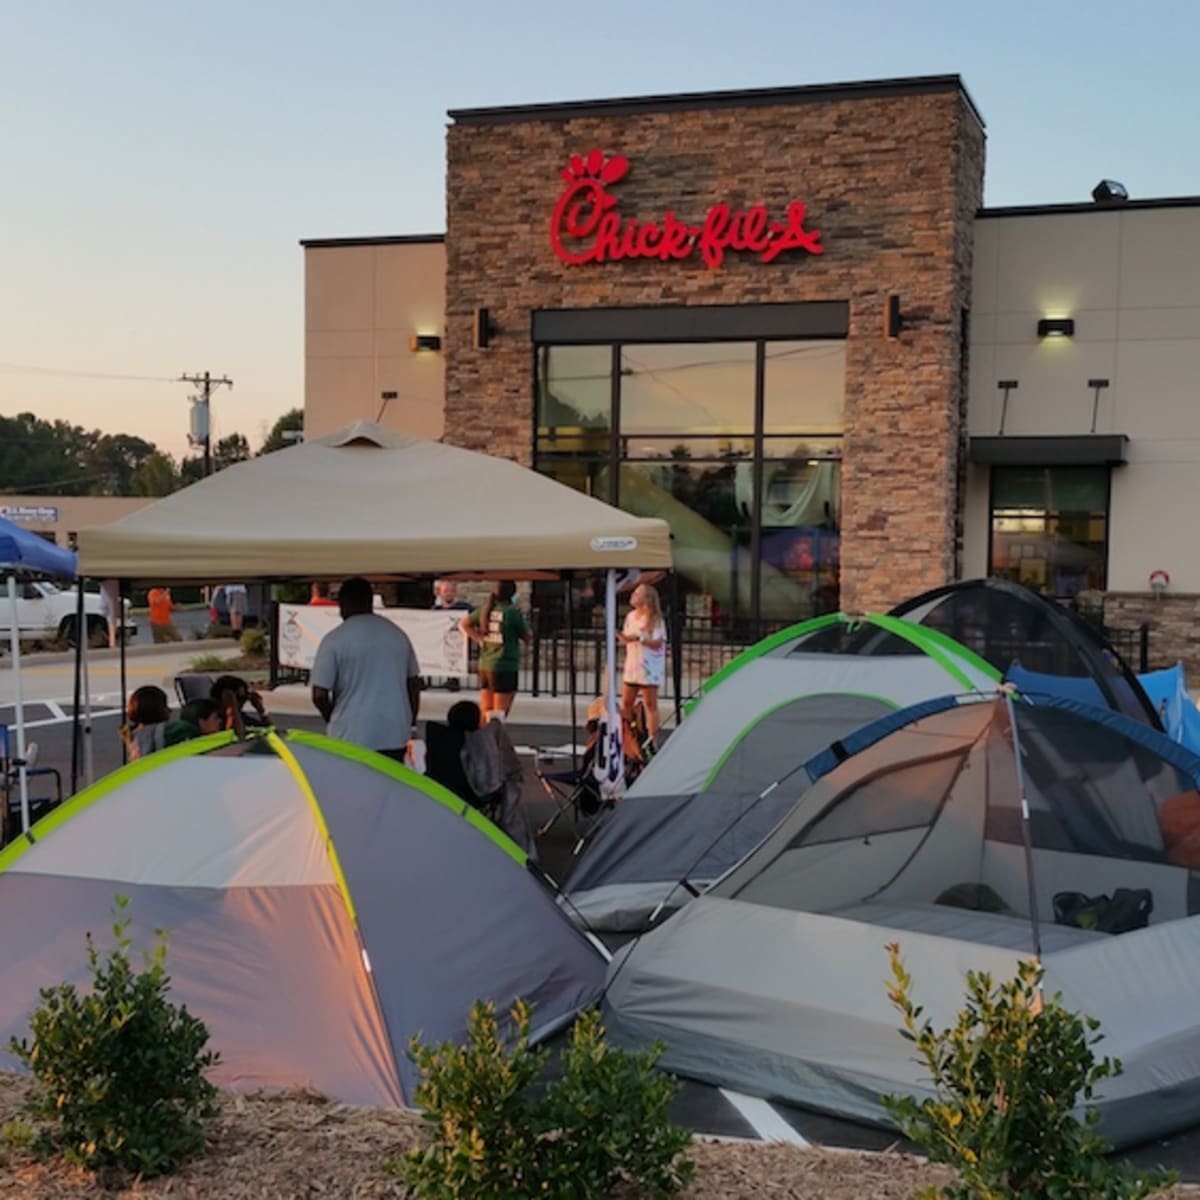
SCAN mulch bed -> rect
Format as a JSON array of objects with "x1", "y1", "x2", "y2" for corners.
[{"x1": 0, "y1": 1076, "x2": 1195, "y2": 1198}]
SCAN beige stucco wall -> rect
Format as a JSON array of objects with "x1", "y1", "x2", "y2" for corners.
[
  {"x1": 304, "y1": 238, "x2": 446, "y2": 441},
  {"x1": 0, "y1": 496, "x2": 149, "y2": 545},
  {"x1": 965, "y1": 203, "x2": 1200, "y2": 593}
]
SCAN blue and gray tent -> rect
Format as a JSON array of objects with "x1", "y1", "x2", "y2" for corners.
[
  {"x1": 565, "y1": 613, "x2": 1000, "y2": 932},
  {"x1": 0, "y1": 730, "x2": 605, "y2": 1106},
  {"x1": 604, "y1": 693, "x2": 1200, "y2": 1148}
]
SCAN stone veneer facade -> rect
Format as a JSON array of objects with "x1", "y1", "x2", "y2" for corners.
[{"x1": 444, "y1": 79, "x2": 985, "y2": 613}]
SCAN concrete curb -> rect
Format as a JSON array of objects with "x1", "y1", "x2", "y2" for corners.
[{"x1": 0, "y1": 639, "x2": 235, "y2": 670}]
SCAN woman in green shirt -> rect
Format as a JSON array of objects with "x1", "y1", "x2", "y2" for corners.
[{"x1": 461, "y1": 581, "x2": 531, "y2": 722}]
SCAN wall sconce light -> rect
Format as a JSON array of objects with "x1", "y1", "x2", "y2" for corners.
[
  {"x1": 884, "y1": 295, "x2": 904, "y2": 339},
  {"x1": 409, "y1": 333, "x2": 442, "y2": 353},
  {"x1": 1037, "y1": 317, "x2": 1075, "y2": 339},
  {"x1": 473, "y1": 307, "x2": 494, "y2": 350}
]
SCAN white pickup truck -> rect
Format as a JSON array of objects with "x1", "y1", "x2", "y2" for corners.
[{"x1": 0, "y1": 580, "x2": 136, "y2": 647}]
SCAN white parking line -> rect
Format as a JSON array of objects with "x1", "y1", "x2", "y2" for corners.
[
  {"x1": 23, "y1": 708, "x2": 123, "y2": 730},
  {"x1": 718, "y1": 1090, "x2": 811, "y2": 1147}
]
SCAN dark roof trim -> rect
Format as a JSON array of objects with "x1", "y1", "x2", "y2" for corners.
[
  {"x1": 449, "y1": 74, "x2": 984, "y2": 130},
  {"x1": 968, "y1": 435, "x2": 1129, "y2": 466},
  {"x1": 299, "y1": 234, "x2": 445, "y2": 248},
  {"x1": 979, "y1": 196, "x2": 1200, "y2": 219},
  {"x1": 533, "y1": 301, "x2": 849, "y2": 345}
]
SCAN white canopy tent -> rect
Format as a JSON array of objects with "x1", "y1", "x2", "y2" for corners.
[
  {"x1": 77, "y1": 423, "x2": 671, "y2": 579},
  {"x1": 73, "y1": 422, "x2": 673, "y2": 800}
]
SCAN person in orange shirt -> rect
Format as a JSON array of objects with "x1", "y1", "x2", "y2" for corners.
[{"x1": 147, "y1": 586, "x2": 182, "y2": 644}]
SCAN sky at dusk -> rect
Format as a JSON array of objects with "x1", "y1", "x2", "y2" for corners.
[{"x1": 3, "y1": 0, "x2": 1197, "y2": 463}]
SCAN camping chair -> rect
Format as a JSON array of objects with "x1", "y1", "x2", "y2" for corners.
[
  {"x1": 534, "y1": 705, "x2": 645, "y2": 838},
  {"x1": 174, "y1": 673, "x2": 215, "y2": 706},
  {"x1": 424, "y1": 721, "x2": 504, "y2": 826},
  {"x1": 0, "y1": 725, "x2": 62, "y2": 846}
]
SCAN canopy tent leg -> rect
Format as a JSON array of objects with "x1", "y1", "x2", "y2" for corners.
[
  {"x1": 119, "y1": 580, "x2": 129, "y2": 765},
  {"x1": 594, "y1": 569, "x2": 624, "y2": 800},
  {"x1": 80, "y1": 597, "x2": 94, "y2": 787},
  {"x1": 5, "y1": 574, "x2": 30, "y2": 835},
  {"x1": 669, "y1": 569, "x2": 683, "y2": 725},
  {"x1": 71, "y1": 580, "x2": 84, "y2": 794},
  {"x1": 565, "y1": 571, "x2": 577, "y2": 771}
]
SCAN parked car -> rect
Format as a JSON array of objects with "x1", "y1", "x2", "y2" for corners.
[
  {"x1": 0, "y1": 580, "x2": 135, "y2": 646},
  {"x1": 208, "y1": 585, "x2": 262, "y2": 632}
]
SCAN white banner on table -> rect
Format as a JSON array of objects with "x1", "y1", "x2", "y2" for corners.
[{"x1": 278, "y1": 604, "x2": 469, "y2": 678}]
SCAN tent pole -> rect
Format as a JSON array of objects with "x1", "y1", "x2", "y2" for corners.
[
  {"x1": 565, "y1": 571, "x2": 577, "y2": 771},
  {"x1": 6, "y1": 575, "x2": 30, "y2": 835},
  {"x1": 1004, "y1": 691, "x2": 1044, "y2": 961},
  {"x1": 119, "y1": 580, "x2": 129, "y2": 765},
  {"x1": 70, "y1": 579, "x2": 84, "y2": 794}
]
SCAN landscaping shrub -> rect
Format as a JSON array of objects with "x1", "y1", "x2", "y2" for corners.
[
  {"x1": 882, "y1": 942, "x2": 1173, "y2": 1200},
  {"x1": 398, "y1": 999, "x2": 693, "y2": 1199},
  {"x1": 9, "y1": 897, "x2": 219, "y2": 1178},
  {"x1": 239, "y1": 627, "x2": 268, "y2": 658}
]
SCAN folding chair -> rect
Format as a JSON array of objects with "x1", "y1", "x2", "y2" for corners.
[
  {"x1": 0, "y1": 724, "x2": 63, "y2": 846},
  {"x1": 174, "y1": 673, "x2": 215, "y2": 706},
  {"x1": 424, "y1": 721, "x2": 504, "y2": 826}
]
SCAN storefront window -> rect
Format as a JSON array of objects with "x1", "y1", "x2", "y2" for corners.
[
  {"x1": 620, "y1": 344, "x2": 755, "y2": 435},
  {"x1": 989, "y1": 466, "x2": 1109, "y2": 599},
  {"x1": 535, "y1": 337, "x2": 845, "y2": 623},
  {"x1": 763, "y1": 341, "x2": 846, "y2": 434}
]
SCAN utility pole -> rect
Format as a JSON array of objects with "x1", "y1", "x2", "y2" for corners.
[{"x1": 179, "y1": 371, "x2": 233, "y2": 476}]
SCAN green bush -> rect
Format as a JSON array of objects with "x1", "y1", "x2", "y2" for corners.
[
  {"x1": 9, "y1": 897, "x2": 219, "y2": 1178},
  {"x1": 239, "y1": 627, "x2": 268, "y2": 658},
  {"x1": 882, "y1": 943, "x2": 1173, "y2": 1200},
  {"x1": 398, "y1": 1000, "x2": 694, "y2": 1199}
]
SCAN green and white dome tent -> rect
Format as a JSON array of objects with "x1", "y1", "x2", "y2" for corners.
[
  {"x1": 565, "y1": 612, "x2": 1000, "y2": 932},
  {"x1": 0, "y1": 729, "x2": 605, "y2": 1107}
]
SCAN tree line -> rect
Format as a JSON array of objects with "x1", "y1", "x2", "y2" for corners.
[{"x1": 0, "y1": 408, "x2": 303, "y2": 497}]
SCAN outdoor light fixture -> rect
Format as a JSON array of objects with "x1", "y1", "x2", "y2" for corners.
[
  {"x1": 1088, "y1": 378, "x2": 1110, "y2": 435},
  {"x1": 409, "y1": 333, "x2": 442, "y2": 353},
  {"x1": 473, "y1": 306, "x2": 494, "y2": 350},
  {"x1": 997, "y1": 379, "x2": 1019, "y2": 435},
  {"x1": 1092, "y1": 179, "x2": 1129, "y2": 204},
  {"x1": 884, "y1": 294, "x2": 904, "y2": 339},
  {"x1": 1037, "y1": 318, "x2": 1075, "y2": 339}
]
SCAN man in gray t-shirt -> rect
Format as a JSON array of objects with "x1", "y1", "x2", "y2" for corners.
[{"x1": 311, "y1": 578, "x2": 421, "y2": 754}]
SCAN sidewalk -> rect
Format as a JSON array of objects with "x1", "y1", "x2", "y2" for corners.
[{"x1": 263, "y1": 681, "x2": 616, "y2": 728}]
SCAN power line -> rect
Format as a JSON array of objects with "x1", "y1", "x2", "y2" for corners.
[{"x1": 0, "y1": 361, "x2": 176, "y2": 384}]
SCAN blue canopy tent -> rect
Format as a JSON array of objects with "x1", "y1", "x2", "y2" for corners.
[{"x1": 0, "y1": 517, "x2": 77, "y2": 834}]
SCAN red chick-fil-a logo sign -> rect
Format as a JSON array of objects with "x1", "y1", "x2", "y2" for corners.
[{"x1": 550, "y1": 149, "x2": 824, "y2": 268}]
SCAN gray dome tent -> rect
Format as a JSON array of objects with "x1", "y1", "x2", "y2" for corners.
[
  {"x1": 565, "y1": 613, "x2": 1000, "y2": 932},
  {"x1": 604, "y1": 693, "x2": 1200, "y2": 1148},
  {"x1": 0, "y1": 730, "x2": 605, "y2": 1106}
]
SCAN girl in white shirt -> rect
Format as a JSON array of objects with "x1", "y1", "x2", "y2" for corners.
[{"x1": 618, "y1": 582, "x2": 666, "y2": 739}]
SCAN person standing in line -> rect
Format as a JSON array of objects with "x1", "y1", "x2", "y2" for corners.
[
  {"x1": 461, "y1": 580, "x2": 531, "y2": 722},
  {"x1": 311, "y1": 577, "x2": 421, "y2": 759},
  {"x1": 147, "y1": 586, "x2": 182, "y2": 644},
  {"x1": 618, "y1": 581, "x2": 666, "y2": 742},
  {"x1": 226, "y1": 582, "x2": 249, "y2": 637},
  {"x1": 99, "y1": 579, "x2": 121, "y2": 648}
]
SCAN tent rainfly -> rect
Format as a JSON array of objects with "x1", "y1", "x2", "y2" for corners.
[
  {"x1": 75, "y1": 422, "x2": 672, "y2": 580},
  {"x1": 565, "y1": 613, "x2": 1000, "y2": 932},
  {"x1": 887, "y1": 577, "x2": 1159, "y2": 728},
  {"x1": 0, "y1": 730, "x2": 606, "y2": 1106},
  {"x1": 603, "y1": 693, "x2": 1200, "y2": 1148}
]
